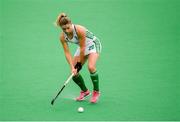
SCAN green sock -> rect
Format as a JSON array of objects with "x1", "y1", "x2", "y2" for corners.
[
  {"x1": 90, "y1": 71, "x2": 99, "y2": 91},
  {"x1": 72, "y1": 74, "x2": 88, "y2": 92}
]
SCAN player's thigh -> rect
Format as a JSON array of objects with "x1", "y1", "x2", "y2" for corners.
[{"x1": 88, "y1": 53, "x2": 99, "y2": 68}]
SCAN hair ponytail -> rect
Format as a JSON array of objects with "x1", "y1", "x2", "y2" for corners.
[{"x1": 55, "y1": 13, "x2": 71, "y2": 27}]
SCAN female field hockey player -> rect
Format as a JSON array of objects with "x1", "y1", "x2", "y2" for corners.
[{"x1": 55, "y1": 13, "x2": 102, "y2": 103}]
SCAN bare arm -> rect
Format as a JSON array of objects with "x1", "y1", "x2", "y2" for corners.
[
  {"x1": 76, "y1": 25, "x2": 86, "y2": 64},
  {"x1": 60, "y1": 33, "x2": 74, "y2": 70}
]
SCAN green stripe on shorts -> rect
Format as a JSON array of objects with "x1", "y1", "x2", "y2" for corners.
[{"x1": 93, "y1": 38, "x2": 101, "y2": 53}]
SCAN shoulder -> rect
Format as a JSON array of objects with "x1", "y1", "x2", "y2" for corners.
[{"x1": 74, "y1": 24, "x2": 86, "y2": 35}]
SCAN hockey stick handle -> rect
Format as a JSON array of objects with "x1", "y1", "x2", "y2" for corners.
[{"x1": 64, "y1": 73, "x2": 74, "y2": 86}]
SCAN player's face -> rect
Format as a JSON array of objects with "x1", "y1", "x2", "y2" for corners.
[{"x1": 61, "y1": 24, "x2": 73, "y2": 34}]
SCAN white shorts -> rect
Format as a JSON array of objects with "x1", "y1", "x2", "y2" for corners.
[{"x1": 74, "y1": 38, "x2": 102, "y2": 57}]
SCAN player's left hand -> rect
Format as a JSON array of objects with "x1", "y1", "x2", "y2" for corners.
[{"x1": 74, "y1": 62, "x2": 82, "y2": 72}]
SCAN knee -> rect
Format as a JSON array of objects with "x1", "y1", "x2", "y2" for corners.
[{"x1": 88, "y1": 64, "x2": 96, "y2": 73}]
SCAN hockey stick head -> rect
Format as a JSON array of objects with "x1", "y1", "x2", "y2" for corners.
[{"x1": 51, "y1": 99, "x2": 55, "y2": 105}]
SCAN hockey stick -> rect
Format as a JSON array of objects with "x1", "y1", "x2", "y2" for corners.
[{"x1": 51, "y1": 73, "x2": 74, "y2": 105}]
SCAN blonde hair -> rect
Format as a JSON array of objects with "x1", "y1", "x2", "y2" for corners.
[{"x1": 55, "y1": 13, "x2": 71, "y2": 27}]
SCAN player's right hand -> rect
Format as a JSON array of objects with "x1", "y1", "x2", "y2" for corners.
[{"x1": 71, "y1": 67, "x2": 78, "y2": 75}]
